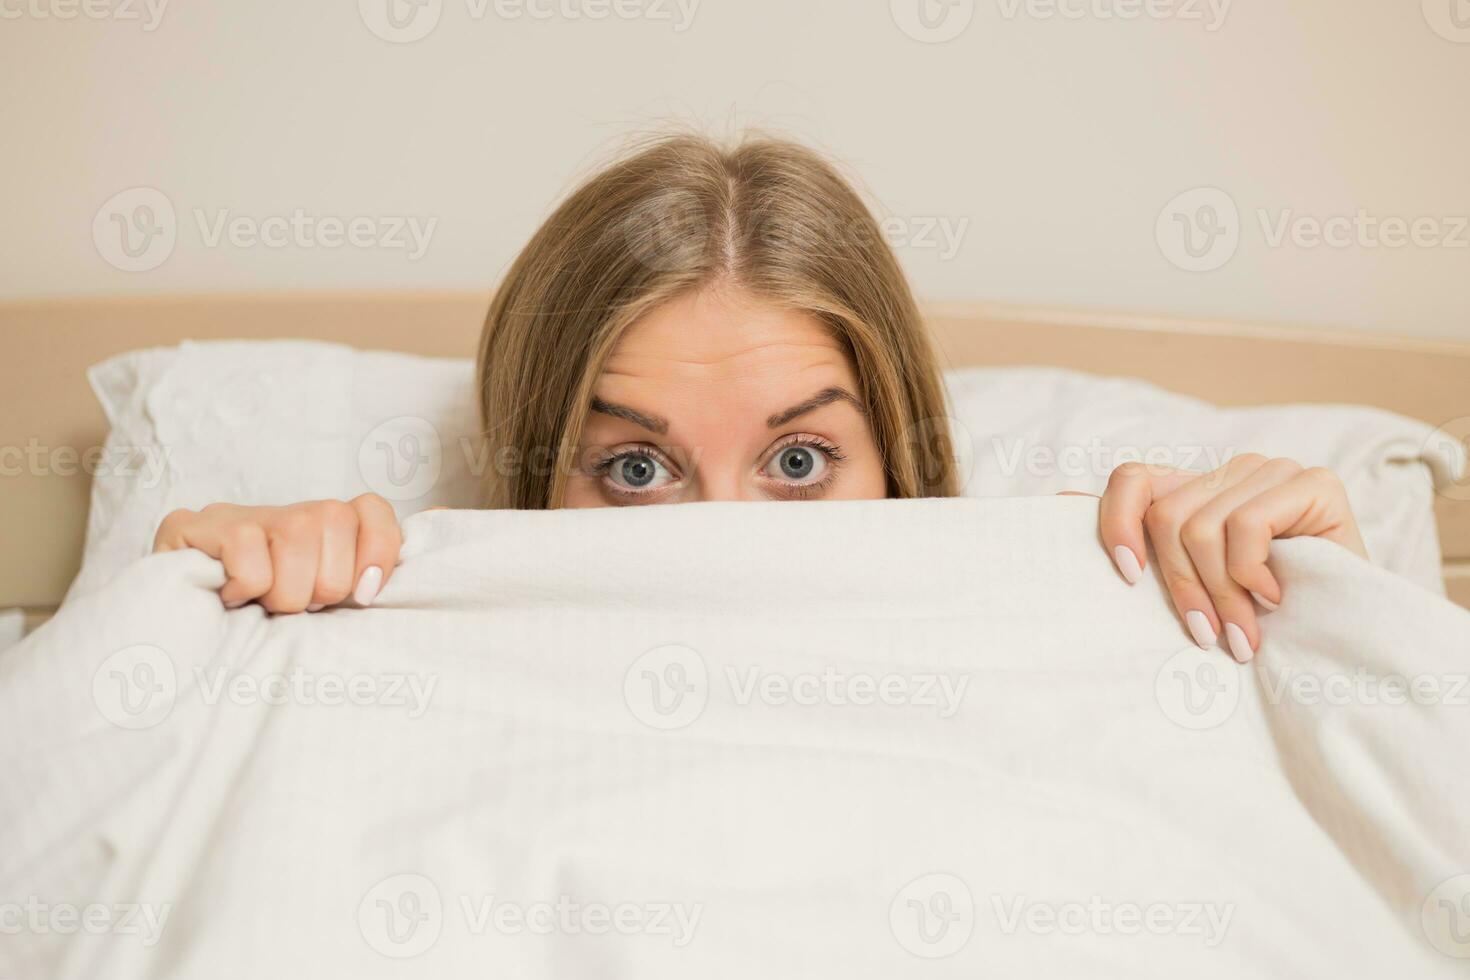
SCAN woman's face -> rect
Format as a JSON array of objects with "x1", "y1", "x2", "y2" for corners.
[{"x1": 565, "y1": 288, "x2": 889, "y2": 507}]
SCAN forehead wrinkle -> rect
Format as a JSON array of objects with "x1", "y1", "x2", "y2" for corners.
[{"x1": 602, "y1": 339, "x2": 848, "y2": 373}]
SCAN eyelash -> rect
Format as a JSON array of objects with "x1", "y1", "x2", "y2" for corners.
[
  {"x1": 588, "y1": 436, "x2": 848, "y2": 501},
  {"x1": 763, "y1": 435, "x2": 847, "y2": 499},
  {"x1": 588, "y1": 444, "x2": 679, "y2": 500}
]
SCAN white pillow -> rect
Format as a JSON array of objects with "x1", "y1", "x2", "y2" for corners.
[{"x1": 68, "y1": 341, "x2": 1464, "y2": 601}]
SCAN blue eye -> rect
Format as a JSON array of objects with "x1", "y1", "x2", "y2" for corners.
[
  {"x1": 605, "y1": 451, "x2": 674, "y2": 491},
  {"x1": 763, "y1": 444, "x2": 830, "y2": 484}
]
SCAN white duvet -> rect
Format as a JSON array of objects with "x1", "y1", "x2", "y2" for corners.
[{"x1": 4, "y1": 497, "x2": 1469, "y2": 978}]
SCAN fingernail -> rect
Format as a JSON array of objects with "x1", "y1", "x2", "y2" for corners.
[
  {"x1": 1224, "y1": 622, "x2": 1254, "y2": 663},
  {"x1": 354, "y1": 566, "x2": 383, "y2": 607},
  {"x1": 306, "y1": 603, "x2": 325, "y2": 613},
  {"x1": 223, "y1": 598, "x2": 246, "y2": 609},
  {"x1": 1113, "y1": 545, "x2": 1143, "y2": 585},
  {"x1": 1249, "y1": 590, "x2": 1280, "y2": 612},
  {"x1": 1186, "y1": 610, "x2": 1217, "y2": 650}
]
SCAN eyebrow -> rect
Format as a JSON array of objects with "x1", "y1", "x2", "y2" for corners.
[
  {"x1": 588, "y1": 385, "x2": 865, "y2": 435},
  {"x1": 589, "y1": 396, "x2": 669, "y2": 434},
  {"x1": 766, "y1": 386, "x2": 865, "y2": 428}
]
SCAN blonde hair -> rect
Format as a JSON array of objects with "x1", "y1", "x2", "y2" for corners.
[{"x1": 476, "y1": 133, "x2": 958, "y2": 509}]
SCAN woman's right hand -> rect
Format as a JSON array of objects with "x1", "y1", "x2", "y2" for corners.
[{"x1": 152, "y1": 494, "x2": 404, "y2": 614}]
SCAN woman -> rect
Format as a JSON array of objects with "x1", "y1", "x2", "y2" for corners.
[{"x1": 153, "y1": 134, "x2": 1368, "y2": 664}]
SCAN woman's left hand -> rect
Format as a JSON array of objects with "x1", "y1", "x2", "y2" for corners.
[{"x1": 1097, "y1": 454, "x2": 1367, "y2": 663}]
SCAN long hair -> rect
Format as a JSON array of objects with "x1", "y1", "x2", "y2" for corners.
[{"x1": 476, "y1": 133, "x2": 958, "y2": 508}]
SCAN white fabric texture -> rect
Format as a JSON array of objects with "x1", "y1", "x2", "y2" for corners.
[
  {"x1": 6, "y1": 497, "x2": 1470, "y2": 978},
  {"x1": 69, "y1": 342, "x2": 1463, "y2": 602}
]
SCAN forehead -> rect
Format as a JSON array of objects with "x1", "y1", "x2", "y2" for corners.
[{"x1": 600, "y1": 288, "x2": 851, "y2": 387}]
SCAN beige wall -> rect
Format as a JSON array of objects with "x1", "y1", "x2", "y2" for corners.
[{"x1": 1, "y1": 0, "x2": 1467, "y2": 338}]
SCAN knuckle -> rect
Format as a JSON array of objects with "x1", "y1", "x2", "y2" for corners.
[
  {"x1": 312, "y1": 499, "x2": 359, "y2": 533},
  {"x1": 230, "y1": 560, "x2": 272, "y2": 595},
  {"x1": 1225, "y1": 555, "x2": 1260, "y2": 581},
  {"x1": 1161, "y1": 567, "x2": 1201, "y2": 594},
  {"x1": 352, "y1": 492, "x2": 394, "y2": 520},
  {"x1": 221, "y1": 521, "x2": 261, "y2": 550},
  {"x1": 154, "y1": 508, "x2": 195, "y2": 546},
  {"x1": 1110, "y1": 461, "x2": 1148, "y2": 485},
  {"x1": 1144, "y1": 501, "x2": 1185, "y2": 535},
  {"x1": 1224, "y1": 508, "x2": 1265, "y2": 539},
  {"x1": 159, "y1": 507, "x2": 195, "y2": 531},
  {"x1": 1262, "y1": 456, "x2": 1303, "y2": 478},
  {"x1": 1302, "y1": 466, "x2": 1342, "y2": 490},
  {"x1": 273, "y1": 508, "x2": 319, "y2": 539},
  {"x1": 1179, "y1": 515, "x2": 1220, "y2": 551}
]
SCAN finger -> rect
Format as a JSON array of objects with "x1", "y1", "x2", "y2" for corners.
[
  {"x1": 1180, "y1": 458, "x2": 1302, "y2": 661},
  {"x1": 217, "y1": 521, "x2": 273, "y2": 608},
  {"x1": 349, "y1": 493, "x2": 403, "y2": 607},
  {"x1": 1098, "y1": 463, "x2": 1198, "y2": 584},
  {"x1": 153, "y1": 503, "x2": 243, "y2": 556},
  {"x1": 1225, "y1": 467, "x2": 1364, "y2": 606},
  {"x1": 259, "y1": 511, "x2": 322, "y2": 614},
  {"x1": 1142, "y1": 455, "x2": 1270, "y2": 651},
  {"x1": 309, "y1": 500, "x2": 361, "y2": 609}
]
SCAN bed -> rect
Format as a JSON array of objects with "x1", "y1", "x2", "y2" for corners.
[
  {"x1": 5, "y1": 295, "x2": 1470, "y2": 977},
  {"x1": 2, "y1": 292, "x2": 1468, "y2": 628}
]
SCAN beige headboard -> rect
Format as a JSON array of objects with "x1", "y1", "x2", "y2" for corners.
[{"x1": 3, "y1": 293, "x2": 1468, "y2": 625}]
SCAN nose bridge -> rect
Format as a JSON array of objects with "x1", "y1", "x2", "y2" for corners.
[{"x1": 686, "y1": 443, "x2": 758, "y2": 503}]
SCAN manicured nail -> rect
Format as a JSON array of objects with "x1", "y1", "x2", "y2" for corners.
[
  {"x1": 306, "y1": 603, "x2": 325, "y2": 613},
  {"x1": 1224, "y1": 622, "x2": 1254, "y2": 663},
  {"x1": 354, "y1": 566, "x2": 383, "y2": 607},
  {"x1": 1186, "y1": 610, "x2": 1217, "y2": 650},
  {"x1": 1249, "y1": 590, "x2": 1280, "y2": 612},
  {"x1": 1113, "y1": 546, "x2": 1143, "y2": 585}
]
